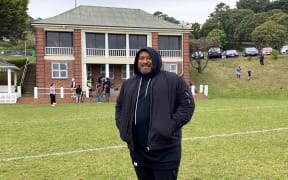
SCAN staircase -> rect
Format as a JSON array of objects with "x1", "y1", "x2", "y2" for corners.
[{"x1": 22, "y1": 64, "x2": 36, "y2": 97}]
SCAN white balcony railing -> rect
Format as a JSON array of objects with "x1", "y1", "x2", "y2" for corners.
[
  {"x1": 45, "y1": 47, "x2": 182, "y2": 57},
  {"x1": 86, "y1": 48, "x2": 105, "y2": 56},
  {"x1": 159, "y1": 50, "x2": 182, "y2": 57},
  {"x1": 45, "y1": 47, "x2": 73, "y2": 56}
]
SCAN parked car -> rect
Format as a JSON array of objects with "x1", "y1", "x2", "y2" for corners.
[
  {"x1": 243, "y1": 47, "x2": 259, "y2": 57},
  {"x1": 280, "y1": 45, "x2": 288, "y2": 54},
  {"x1": 192, "y1": 51, "x2": 204, "y2": 59},
  {"x1": 262, "y1": 47, "x2": 273, "y2": 55},
  {"x1": 223, "y1": 49, "x2": 239, "y2": 58},
  {"x1": 208, "y1": 47, "x2": 222, "y2": 59}
]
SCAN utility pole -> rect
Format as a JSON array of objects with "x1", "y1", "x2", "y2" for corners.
[{"x1": 75, "y1": 0, "x2": 77, "y2": 8}]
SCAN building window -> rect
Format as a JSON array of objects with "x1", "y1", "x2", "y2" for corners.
[
  {"x1": 46, "y1": 32, "x2": 73, "y2": 47},
  {"x1": 52, "y1": 63, "x2": 68, "y2": 79},
  {"x1": 108, "y1": 34, "x2": 126, "y2": 56},
  {"x1": 159, "y1": 36, "x2": 181, "y2": 50},
  {"x1": 121, "y1": 64, "x2": 134, "y2": 79},
  {"x1": 86, "y1": 33, "x2": 105, "y2": 56},
  {"x1": 100, "y1": 64, "x2": 115, "y2": 79},
  {"x1": 129, "y1": 35, "x2": 147, "y2": 56},
  {"x1": 159, "y1": 36, "x2": 181, "y2": 57},
  {"x1": 164, "y1": 64, "x2": 177, "y2": 74}
]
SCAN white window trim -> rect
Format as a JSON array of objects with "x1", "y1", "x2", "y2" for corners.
[{"x1": 51, "y1": 62, "x2": 68, "y2": 79}]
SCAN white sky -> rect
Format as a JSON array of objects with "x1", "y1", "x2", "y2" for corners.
[{"x1": 28, "y1": 0, "x2": 237, "y2": 24}]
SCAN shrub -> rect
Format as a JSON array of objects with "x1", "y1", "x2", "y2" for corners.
[{"x1": 271, "y1": 49, "x2": 278, "y2": 60}]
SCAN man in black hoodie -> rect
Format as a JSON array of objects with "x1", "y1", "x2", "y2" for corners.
[{"x1": 115, "y1": 47, "x2": 195, "y2": 180}]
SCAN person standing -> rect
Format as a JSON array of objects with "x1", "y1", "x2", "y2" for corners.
[
  {"x1": 236, "y1": 66, "x2": 241, "y2": 78},
  {"x1": 115, "y1": 47, "x2": 195, "y2": 180},
  {"x1": 96, "y1": 83, "x2": 103, "y2": 103},
  {"x1": 49, "y1": 83, "x2": 56, "y2": 106},
  {"x1": 248, "y1": 70, "x2": 252, "y2": 80},
  {"x1": 259, "y1": 52, "x2": 264, "y2": 65},
  {"x1": 75, "y1": 85, "x2": 82, "y2": 104},
  {"x1": 104, "y1": 83, "x2": 110, "y2": 102},
  {"x1": 71, "y1": 78, "x2": 76, "y2": 98}
]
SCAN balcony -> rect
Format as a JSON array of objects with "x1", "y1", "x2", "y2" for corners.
[
  {"x1": 45, "y1": 47, "x2": 182, "y2": 57},
  {"x1": 45, "y1": 47, "x2": 73, "y2": 56}
]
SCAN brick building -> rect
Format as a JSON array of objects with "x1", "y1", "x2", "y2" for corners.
[{"x1": 31, "y1": 6, "x2": 191, "y2": 96}]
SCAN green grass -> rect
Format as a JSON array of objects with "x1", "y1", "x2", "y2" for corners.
[
  {"x1": 0, "y1": 99, "x2": 287, "y2": 179},
  {"x1": 191, "y1": 55, "x2": 288, "y2": 98},
  {"x1": 1, "y1": 54, "x2": 288, "y2": 179}
]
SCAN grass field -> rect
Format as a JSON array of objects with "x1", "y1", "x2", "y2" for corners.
[{"x1": 0, "y1": 98, "x2": 287, "y2": 179}]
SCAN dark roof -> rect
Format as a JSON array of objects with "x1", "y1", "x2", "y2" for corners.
[
  {"x1": 32, "y1": 6, "x2": 188, "y2": 30},
  {"x1": 0, "y1": 59, "x2": 20, "y2": 70}
]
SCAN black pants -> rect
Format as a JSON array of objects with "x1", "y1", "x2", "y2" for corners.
[
  {"x1": 50, "y1": 94, "x2": 56, "y2": 104},
  {"x1": 134, "y1": 166, "x2": 179, "y2": 180}
]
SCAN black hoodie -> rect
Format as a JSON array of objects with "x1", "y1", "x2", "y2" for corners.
[{"x1": 116, "y1": 47, "x2": 195, "y2": 153}]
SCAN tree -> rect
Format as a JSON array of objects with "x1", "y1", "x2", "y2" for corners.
[
  {"x1": 251, "y1": 21, "x2": 287, "y2": 49},
  {"x1": 190, "y1": 23, "x2": 201, "y2": 39},
  {"x1": 190, "y1": 38, "x2": 219, "y2": 73},
  {"x1": 153, "y1": 11, "x2": 180, "y2": 24},
  {"x1": 265, "y1": 0, "x2": 288, "y2": 13},
  {"x1": 236, "y1": 0, "x2": 270, "y2": 13},
  {"x1": 207, "y1": 29, "x2": 226, "y2": 47},
  {"x1": 234, "y1": 12, "x2": 267, "y2": 42},
  {"x1": 0, "y1": 0, "x2": 29, "y2": 40}
]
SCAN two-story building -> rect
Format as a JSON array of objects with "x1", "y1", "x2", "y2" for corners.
[{"x1": 31, "y1": 5, "x2": 191, "y2": 97}]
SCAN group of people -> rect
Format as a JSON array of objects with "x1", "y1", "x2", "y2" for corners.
[
  {"x1": 236, "y1": 66, "x2": 252, "y2": 80},
  {"x1": 95, "y1": 76, "x2": 111, "y2": 103}
]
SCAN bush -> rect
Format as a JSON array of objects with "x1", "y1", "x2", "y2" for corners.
[{"x1": 271, "y1": 49, "x2": 278, "y2": 60}]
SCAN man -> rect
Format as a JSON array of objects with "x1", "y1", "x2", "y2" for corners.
[{"x1": 115, "y1": 47, "x2": 195, "y2": 180}]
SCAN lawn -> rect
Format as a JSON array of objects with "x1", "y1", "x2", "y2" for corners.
[{"x1": 0, "y1": 98, "x2": 287, "y2": 179}]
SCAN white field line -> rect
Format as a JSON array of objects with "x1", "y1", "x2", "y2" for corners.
[{"x1": 1, "y1": 127, "x2": 287, "y2": 162}]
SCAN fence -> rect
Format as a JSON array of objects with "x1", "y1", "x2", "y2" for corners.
[{"x1": 34, "y1": 87, "x2": 90, "y2": 99}]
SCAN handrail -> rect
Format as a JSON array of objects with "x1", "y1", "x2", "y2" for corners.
[{"x1": 20, "y1": 57, "x2": 29, "y2": 87}]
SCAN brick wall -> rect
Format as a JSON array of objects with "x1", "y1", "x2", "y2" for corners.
[
  {"x1": 182, "y1": 33, "x2": 191, "y2": 84},
  {"x1": 35, "y1": 28, "x2": 45, "y2": 87}
]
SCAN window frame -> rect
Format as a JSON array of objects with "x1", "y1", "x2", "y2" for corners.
[{"x1": 51, "y1": 62, "x2": 68, "y2": 79}]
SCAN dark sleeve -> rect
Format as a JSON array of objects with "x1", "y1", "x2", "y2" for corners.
[
  {"x1": 172, "y1": 76, "x2": 195, "y2": 129},
  {"x1": 115, "y1": 81, "x2": 126, "y2": 130}
]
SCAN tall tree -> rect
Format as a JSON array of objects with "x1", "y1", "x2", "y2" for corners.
[
  {"x1": 251, "y1": 21, "x2": 287, "y2": 49},
  {"x1": 0, "y1": 0, "x2": 29, "y2": 40},
  {"x1": 236, "y1": 0, "x2": 270, "y2": 13},
  {"x1": 265, "y1": 0, "x2": 288, "y2": 13},
  {"x1": 190, "y1": 23, "x2": 201, "y2": 39},
  {"x1": 207, "y1": 29, "x2": 226, "y2": 47},
  {"x1": 153, "y1": 11, "x2": 180, "y2": 24}
]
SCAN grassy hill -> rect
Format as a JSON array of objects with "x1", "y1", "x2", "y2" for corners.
[{"x1": 190, "y1": 55, "x2": 288, "y2": 98}]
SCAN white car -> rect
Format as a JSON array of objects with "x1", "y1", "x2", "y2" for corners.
[{"x1": 280, "y1": 45, "x2": 288, "y2": 54}]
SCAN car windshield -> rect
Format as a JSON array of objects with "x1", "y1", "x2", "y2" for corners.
[
  {"x1": 246, "y1": 48, "x2": 257, "y2": 51},
  {"x1": 263, "y1": 47, "x2": 272, "y2": 51},
  {"x1": 226, "y1": 50, "x2": 237, "y2": 53}
]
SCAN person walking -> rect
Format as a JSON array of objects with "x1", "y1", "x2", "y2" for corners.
[
  {"x1": 236, "y1": 66, "x2": 241, "y2": 78},
  {"x1": 75, "y1": 85, "x2": 82, "y2": 104},
  {"x1": 49, "y1": 83, "x2": 56, "y2": 106},
  {"x1": 115, "y1": 47, "x2": 195, "y2": 180}
]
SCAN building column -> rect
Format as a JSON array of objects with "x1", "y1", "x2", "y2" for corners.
[
  {"x1": 126, "y1": 64, "x2": 130, "y2": 79},
  {"x1": 7, "y1": 68, "x2": 11, "y2": 94},
  {"x1": 14, "y1": 72, "x2": 17, "y2": 90},
  {"x1": 105, "y1": 64, "x2": 109, "y2": 78},
  {"x1": 105, "y1": 33, "x2": 109, "y2": 57},
  {"x1": 126, "y1": 34, "x2": 129, "y2": 57}
]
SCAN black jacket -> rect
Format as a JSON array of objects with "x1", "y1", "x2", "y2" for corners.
[{"x1": 115, "y1": 47, "x2": 195, "y2": 151}]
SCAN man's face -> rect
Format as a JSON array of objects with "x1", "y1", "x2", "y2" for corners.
[{"x1": 138, "y1": 51, "x2": 153, "y2": 75}]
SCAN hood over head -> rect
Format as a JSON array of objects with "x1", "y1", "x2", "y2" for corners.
[{"x1": 134, "y1": 47, "x2": 162, "y2": 78}]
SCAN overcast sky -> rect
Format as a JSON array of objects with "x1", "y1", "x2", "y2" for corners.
[{"x1": 28, "y1": 0, "x2": 237, "y2": 23}]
